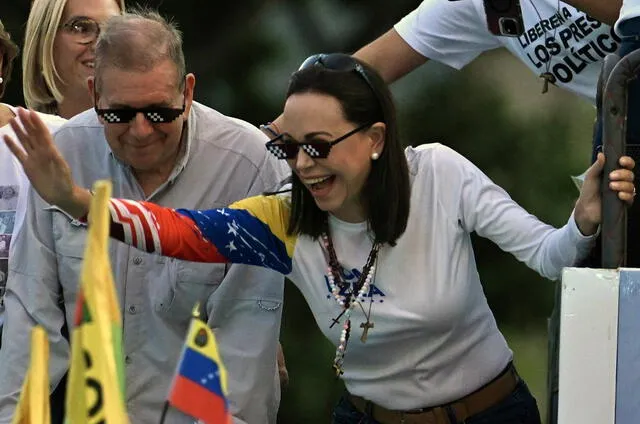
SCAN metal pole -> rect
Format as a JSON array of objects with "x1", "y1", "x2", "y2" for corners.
[
  {"x1": 158, "y1": 401, "x2": 169, "y2": 424},
  {"x1": 601, "y1": 49, "x2": 640, "y2": 268}
]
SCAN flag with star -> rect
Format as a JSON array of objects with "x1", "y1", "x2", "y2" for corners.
[{"x1": 166, "y1": 303, "x2": 231, "y2": 424}]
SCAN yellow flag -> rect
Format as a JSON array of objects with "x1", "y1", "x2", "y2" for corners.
[
  {"x1": 65, "y1": 180, "x2": 128, "y2": 424},
  {"x1": 12, "y1": 326, "x2": 50, "y2": 424}
]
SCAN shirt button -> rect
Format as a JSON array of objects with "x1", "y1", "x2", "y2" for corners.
[
  {"x1": 128, "y1": 305, "x2": 137, "y2": 314},
  {"x1": 125, "y1": 355, "x2": 132, "y2": 365},
  {"x1": 133, "y1": 257, "x2": 143, "y2": 265}
]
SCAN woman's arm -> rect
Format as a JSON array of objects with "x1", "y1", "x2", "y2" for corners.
[
  {"x1": 3, "y1": 107, "x2": 295, "y2": 274},
  {"x1": 105, "y1": 196, "x2": 294, "y2": 274},
  {"x1": 440, "y1": 146, "x2": 634, "y2": 280}
]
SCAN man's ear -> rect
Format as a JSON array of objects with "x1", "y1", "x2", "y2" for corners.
[
  {"x1": 182, "y1": 73, "x2": 196, "y2": 117},
  {"x1": 88, "y1": 77, "x2": 106, "y2": 124}
]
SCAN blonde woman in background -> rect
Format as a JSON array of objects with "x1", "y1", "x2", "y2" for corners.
[{"x1": 23, "y1": 0, "x2": 124, "y2": 118}]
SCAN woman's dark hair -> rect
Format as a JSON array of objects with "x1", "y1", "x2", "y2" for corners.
[
  {"x1": 0, "y1": 20, "x2": 19, "y2": 98},
  {"x1": 286, "y1": 54, "x2": 410, "y2": 246}
]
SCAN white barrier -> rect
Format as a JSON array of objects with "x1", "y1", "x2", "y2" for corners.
[{"x1": 559, "y1": 267, "x2": 640, "y2": 424}]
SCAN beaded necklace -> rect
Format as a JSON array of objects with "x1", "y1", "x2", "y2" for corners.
[{"x1": 321, "y1": 229, "x2": 381, "y2": 376}]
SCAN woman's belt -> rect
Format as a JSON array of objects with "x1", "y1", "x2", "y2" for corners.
[{"x1": 347, "y1": 363, "x2": 519, "y2": 424}]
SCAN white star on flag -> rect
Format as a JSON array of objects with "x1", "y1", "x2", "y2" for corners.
[{"x1": 227, "y1": 222, "x2": 239, "y2": 236}]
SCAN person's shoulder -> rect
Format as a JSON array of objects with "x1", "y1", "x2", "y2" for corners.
[
  {"x1": 52, "y1": 109, "x2": 105, "y2": 154},
  {"x1": 61, "y1": 108, "x2": 102, "y2": 129},
  {"x1": 406, "y1": 142, "x2": 471, "y2": 179},
  {"x1": 190, "y1": 101, "x2": 269, "y2": 162},
  {"x1": 1, "y1": 104, "x2": 66, "y2": 133},
  {"x1": 32, "y1": 111, "x2": 67, "y2": 132},
  {"x1": 53, "y1": 109, "x2": 102, "y2": 138},
  {"x1": 192, "y1": 101, "x2": 266, "y2": 142},
  {"x1": 406, "y1": 142, "x2": 466, "y2": 166}
]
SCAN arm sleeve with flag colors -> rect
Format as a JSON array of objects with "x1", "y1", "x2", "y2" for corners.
[{"x1": 105, "y1": 195, "x2": 296, "y2": 275}]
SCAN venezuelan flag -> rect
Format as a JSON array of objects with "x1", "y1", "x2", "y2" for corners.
[{"x1": 167, "y1": 305, "x2": 231, "y2": 424}]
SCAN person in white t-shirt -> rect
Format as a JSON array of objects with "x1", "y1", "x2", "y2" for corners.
[
  {"x1": 0, "y1": 20, "x2": 66, "y2": 334},
  {"x1": 355, "y1": 0, "x2": 624, "y2": 102},
  {"x1": 354, "y1": 0, "x2": 640, "y2": 161},
  {"x1": 7, "y1": 54, "x2": 636, "y2": 424}
]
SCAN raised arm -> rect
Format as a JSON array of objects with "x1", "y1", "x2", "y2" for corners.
[
  {"x1": 3, "y1": 107, "x2": 295, "y2": 274},
  {"x1": 105, "y1": 197, "x2": 294, "y2": 274}
]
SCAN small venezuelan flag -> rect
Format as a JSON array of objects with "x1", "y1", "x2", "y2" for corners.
[{"x1": 167, "y1": 304, "x2": 231, "y2": 424}]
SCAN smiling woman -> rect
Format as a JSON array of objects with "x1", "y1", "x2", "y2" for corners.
[{"x1": 22, "y1": 0, "x2": 124, "y2": 119}]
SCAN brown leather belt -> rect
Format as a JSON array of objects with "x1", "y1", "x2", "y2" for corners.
[{"x1": 348, "y1": 364, "x2": 520, "y2": 424}]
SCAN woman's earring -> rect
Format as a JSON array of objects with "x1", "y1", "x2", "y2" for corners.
[
  {"x1": 371, "y1": 152, "x2": 380, "y2": 160},
  {"x1": 0, "y1": 76, "x2": 3, "y2": 84}
]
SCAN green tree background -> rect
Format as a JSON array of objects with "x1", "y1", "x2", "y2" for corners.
[{"x1": 3, "y1": 1, "x2": 596, "y2": 422}]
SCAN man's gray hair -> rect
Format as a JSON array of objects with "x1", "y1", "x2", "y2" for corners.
[{"x1": 95, "y1": 7, "x2": 186, "y2": 92}]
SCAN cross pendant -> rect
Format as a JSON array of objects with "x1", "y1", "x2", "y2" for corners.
[
  {"x1": 360, "y1": 321, "x2": 374, "y2": 343},
  {"x1": 540, "y1": 72, "x2": 556, "y2": 94},
  {"x1": 333, "y1": 362, "x2": 344, "y2": 377},
  {"x1": 330, "y1": 309, "x2": 347, "y2": 328}
]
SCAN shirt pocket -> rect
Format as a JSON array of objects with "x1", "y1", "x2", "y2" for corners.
[
  {"x1": 154, "y1": 259, "x2": 225, "y2": 325},
  {"x1": 51, "y1": 209, "x2": 87, "y2": 297}
]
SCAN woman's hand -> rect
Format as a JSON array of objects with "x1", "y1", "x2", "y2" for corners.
[
  {"x1": 3, "y1": 107, "x2": 90, "y2": 218},
  {"x1": 574, "y1": 152, "x2": 635, "y2": 235}
]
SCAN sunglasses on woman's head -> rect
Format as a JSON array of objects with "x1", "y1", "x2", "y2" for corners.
[
  {"x1": 265, "y1": 123, "x2": 371, "y2": 160},
  {"x1": 95, "y1": 105, "x2": 185, "y2": 124},
  {"x1": 298, "y1": 53, "x2": 376, "y2": 94}
]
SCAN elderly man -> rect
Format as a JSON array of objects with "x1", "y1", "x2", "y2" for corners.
[{"x1": 0, "y1": 9, "x2": 286, "y2": 424}]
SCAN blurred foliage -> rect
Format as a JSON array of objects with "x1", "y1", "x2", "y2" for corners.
[{"x1": 2, "y1": 1, "x2": 596, "y2": 423}]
